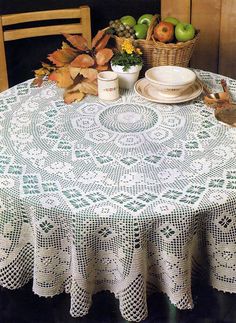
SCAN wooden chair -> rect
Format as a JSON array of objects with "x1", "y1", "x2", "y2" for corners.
[{"x1": 0, "y1": 5, "x2": 91, "y2": 92}]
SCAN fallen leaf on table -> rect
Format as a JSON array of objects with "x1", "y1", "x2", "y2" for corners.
[
  {"x1": 77, "y1": 80, "x2": 98, "y2": 95},
  {"x1": 71, "y1": 80, "x2": 98, "y2": 96},
  {"x1": 32, "y1": 77, "x2": 43, "y2": 87},
  {"x1": 48, "y1": 67, "x2": 74, "y2": 88},
  {"x1": 64, "y1": 90, "x2": 85, "y2": 104},
  {"x1": 34, "y1": 67, "x2": 49, "y2": 78}
]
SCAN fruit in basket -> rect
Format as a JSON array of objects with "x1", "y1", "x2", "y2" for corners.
[
  {"x1": 163, "y1": 16, "x2": 179, "y2": 26},
  {"x1": 120, "y1": 15, "x2": 136, "y2": 27},
  {"x1": 137, "y1": 14, "x2": 153, "y2": 26},
  {"x1": 109, "y1": 20, "x2": 135, "y2": 38},
  {"x1": 153, "y1": 21, "x2": 174, "y2": 43},
  {"x1": 134, "y1": 23, "x2": 148, "y2": 39},
  {"x1": 175, "y1": 22, "x2": 195, "y2": 41}
]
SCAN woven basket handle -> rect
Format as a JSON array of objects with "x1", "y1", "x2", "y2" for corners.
[{"x1": 146, "y1": 14, "x2": 160, "y2": 41}]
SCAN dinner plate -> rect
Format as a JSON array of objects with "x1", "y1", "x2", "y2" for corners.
[{"x1": 134, "y1": 78, "x2": 203, "y2": 104}]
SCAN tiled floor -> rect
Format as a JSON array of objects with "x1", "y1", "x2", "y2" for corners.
[{"x1": 0, "y1": 281, "x2": 235, "y2": 323}]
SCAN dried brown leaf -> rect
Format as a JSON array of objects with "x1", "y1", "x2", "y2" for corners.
[
  {"x1": 48, "y1": 67, "x2": 74, "y2": 88},
  {"x1": 34, "y1": 67, "x2": 49, "y2": 78},
  {"x1": 95, "y1": 34, "x2": 111, "y2": 51},
  {"x1": 32, "y1": 77, "x2": 43, "y2": 87},
  {"x1": 48, "y1": 47, "x2": 77, "y2": 67},
  {"x1": 69, "y1": 67, "x2": 81, "y2": 79},
  {"x1": 79, "y1": 68, "x2": 98, "y2": 81},
  {"x1": 70, "y1": 54, "x2": 95, "y2": 68},
  {"x1": 95, "y1": 64, "x2": 109, "y2": 71},
  {"x1": 41, "y1": 62, "x2": 55, "y2": 70},
  {"x1": 95, "y1": 48, "x2": 113, "y2": 66},
  {"x1": 91, "y1": 29, "x2": 106, "y2": 48},
  {"x1": 76, "y1": 80, "x2": 98, "y2": 96},
  {"x1": 61, "y1": 41, "x2": 78, "y2": 52},
  {"x1": 64, "y1": 90, "x2": 85, "y2": 104},
  {"x1": 63, "y1": 33, "x2": 89, "y2": 51}
]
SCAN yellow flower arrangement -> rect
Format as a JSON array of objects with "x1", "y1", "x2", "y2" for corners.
[
  {"x1": 122, "y1": 39, "x2": 135, "y2": 54},
  {"x1": 111, "y1": 39, "x2": 143, "y2": 72}
]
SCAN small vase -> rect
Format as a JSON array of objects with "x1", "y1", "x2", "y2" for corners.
[{"x1": 111, "y1": 63, "x2": 142, "y2": 89}]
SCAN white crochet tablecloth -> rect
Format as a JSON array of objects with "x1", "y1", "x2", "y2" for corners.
[{"x1": 0, "y1": 70, "x2": 235, "y2": 322}]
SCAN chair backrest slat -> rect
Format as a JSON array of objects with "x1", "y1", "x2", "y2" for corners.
[
  {"x1": 4, "y1": 24, "x2": 83, "y2": 41},
  {"x1": 2, "y1": 8, "x2": 86, "y2": 26},
  {"x1": 0, "y1": 6, "x2": 91, "y2": 92}
]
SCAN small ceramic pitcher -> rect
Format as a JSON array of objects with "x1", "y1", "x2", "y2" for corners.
[{"x1": 97, "y1": 71, "x2": 120, "y2": 101}]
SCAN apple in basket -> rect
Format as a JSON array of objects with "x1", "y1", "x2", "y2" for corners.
[
  {"x1": 134, "y1": 23, "x2": 148, "y2": 39},
  {"x1": 175, "y1": 22, "x2": 195, "y2": 41},
  {"x1": 137, "y1": 14, "x2": 154, "y2": 26},
  {"x1": 120, "y1": 15, "x2": 136, "y2": 27},
  {"x1": 163, "y1": 16, "x2": 180, "y2": 26},
  {"x1": 153, "y1": 21, "x2": 174, "y2": 43}
]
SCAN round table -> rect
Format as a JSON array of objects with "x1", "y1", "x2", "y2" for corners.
[{"x1": 0, "y1": 70, "x2": 235, "y2": 322}]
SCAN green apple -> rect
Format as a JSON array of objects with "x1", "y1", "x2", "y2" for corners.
[
  {"x1": 134, "y1": 23, "x2": 148, "y2": 39},
  {"x1": 175, "y1": 22, "x2": 195, "y2": 41},
  {"x1": 163, "y1": 16, "x2": 179, "y2": 26},
  {"x1": 120, "y1": 15, "x2": 136, "y2": 27},
  {"x1": 137, "y1": 14, "x2": 153, "y2": 26}
]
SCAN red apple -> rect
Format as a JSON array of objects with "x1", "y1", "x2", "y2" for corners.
[{"x1": 153, "y1": 21, "x2": 174, "y2": 43}]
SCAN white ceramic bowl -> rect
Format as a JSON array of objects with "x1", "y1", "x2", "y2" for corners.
[{"x1": 145, "y1": 66, "x2": 196, "y2": 97}]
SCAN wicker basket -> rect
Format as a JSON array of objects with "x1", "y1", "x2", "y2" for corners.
[{"x1": 113, "y1": 15, "x2": 200, "y2": 73}]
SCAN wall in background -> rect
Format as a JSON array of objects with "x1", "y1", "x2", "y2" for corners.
[
  {"x1": 0, "y1": 0, "x2": 160, "y2": 86},
  {"x1": 161, "y1": 0, "x2": 236, "y2": 79}
]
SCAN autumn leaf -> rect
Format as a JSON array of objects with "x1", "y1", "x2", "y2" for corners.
[
  {"x1": 95, "y1": 34, "x2": 111, "y2": 51},
  {"x1": 63, "y1": 33, "x2": 89, "y2": 51},
  {"x1": 95, "y1": 64, "x2": 109, "y2": 71},
  {"x1": 34, "y1": 62, "x2": 55, "y2": 77},
  {"x1": 70, "y1": 54, "x2": 95, "y2": 68},
  {"x1": 48, "y1": 67, "x2": 74, "y2": 88},
  {"x1": 34, "y1": 67, "x2": 49, "y2": 78},
  {"x1": 79, "y1": 68, "x2": 98, "y2": 81},
  {"x1": 64, "y1": 90, "x2": 85, "y2": 104},
  {"x1": 48, "y1": 47, "x2": 78, "y2": 67},
  {"x1": 68, "y1": 67, "x2": 81, "y2": 79},
  {"x1": 91, "y1": 29, "x2": 106, "y2": 48},
  {"x1": 32, "y1": 77, "x2": 43, "y2": 87},
  {"x1": 41, "y1": 62, "x2": 55, "y2": 70},
  {"x1": 95, "y1": 48, "x2": 113, "y2": 66},
  {"x1": 76, "y1": 80, "x2": 98, "y2": 96},
  {"x1": 61, "y1": 41, "x2": 78, "y2": 52},
  {"x1": 69, "y1": 66, "x2": 98, "y2": 81}
]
